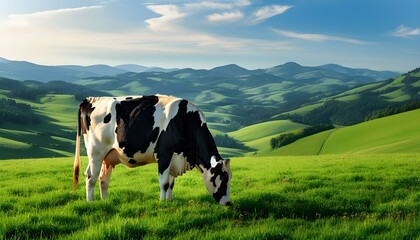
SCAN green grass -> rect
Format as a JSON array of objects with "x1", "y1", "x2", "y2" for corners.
[{"x1": 1, "y1": 154, "x2": 420, "y2": 239}]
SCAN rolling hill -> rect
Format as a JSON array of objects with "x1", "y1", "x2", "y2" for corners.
[
  {"x1": 262, "y1": 108, "x2": 420, "y2": 156},
  {"x1": 279, "y1": 67, "x2": 420, "y2": 125},
  {"x1": 75, "y1": 62, "x2": 399, "y2": 131}
]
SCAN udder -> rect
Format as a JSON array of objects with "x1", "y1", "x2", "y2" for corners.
[{"x1": 103, "y1": 149, "x2": 121, "y2": 168}]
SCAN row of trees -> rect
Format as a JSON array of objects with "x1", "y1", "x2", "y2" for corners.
[
  {"x1": 0, "y1": 98, "x2": 40, "y2": 125},
  {"x1": 214, "y1": 134, "x2": 255, "y2": 152},
  {"x1": 270, "y1": 124, "x2": 334, "y2": 149},
  {"x1": 1, "y1": 77, "x2": 110, "y2": 102},
  {"x1": 366, "y1": 101, "x2": 420, "y2": 121}
]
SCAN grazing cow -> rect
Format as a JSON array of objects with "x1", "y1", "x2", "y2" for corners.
[{"x1": 73, "y1": 95, "x2": 232, "y2": 205}]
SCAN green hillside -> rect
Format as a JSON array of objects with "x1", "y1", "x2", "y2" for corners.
[
  {"x1": 265, "y1": 108, "x2": 420, "y2": 156},
  {"x1": 321, "y1": 108, "x2": 420, "y2": 154},
  {"x1": 280, "y1": 68, "x2": 420, "y2": 126},
  {"x1": 229, "y1": 120, "x2": 306, "y2": 142},
  {"x1": 0, "y1": 94, "x2": 79, "y2": 159},
  {"x1": 76, "y1": 63, "x2": 397, "y2": 129}
]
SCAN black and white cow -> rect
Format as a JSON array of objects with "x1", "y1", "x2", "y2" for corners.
[{"x1": 73, "y1": 95, "x2": 232, "y2": 205}]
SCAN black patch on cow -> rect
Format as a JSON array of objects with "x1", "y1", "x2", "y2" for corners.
[
  {"x1": 155, "y1": 99, "x2": 221, "y2": 175},
  {"x1": 126, "y1": 97, "x2": 133, "y2": 100},
  {"x1": 103, "y1": 113, "x2": 112, "y2": 124},
  {"x1": 150, "y1": 127, "x2": 160, "y2": 144},
  {"x1": 78, "y1": 99, "x2": 95, "y2": 135},
  {"x1": 128, "y1": 159, "x2": 137, "y2": 164},
  {"x1": 210, "y1": 163, "x2": 229, "y2": 202},
  {"x1": 115, "y1": 96, "x2": 159, "y2": 158}
]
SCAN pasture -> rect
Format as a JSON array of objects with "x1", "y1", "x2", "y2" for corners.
[{"x1": 1, "y1": 154, "x2": 420, "y2": 239}]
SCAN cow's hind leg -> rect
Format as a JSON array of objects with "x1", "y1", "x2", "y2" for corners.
[{"x1": 100, "y1": 149, "x2": 119, "y2": 200}]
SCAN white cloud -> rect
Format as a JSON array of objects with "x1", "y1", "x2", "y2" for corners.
[
  {"x1": 5, "y1": 6, "x2": 104, "y2": 29},
  {"x1": 235, "y1": 0, "x2": 252, "y2": 7},
  {"x1": 185, "y1": 1, "x2": 233, "y2": 10},
  {"x1": 145, "y1": 5, "x2": 186, "y2": 32},
  {"x1": 391, "y1": 25, "x2": 420, "y2": 38},
  {"x1": 273, "y1": 29, "x2": 367, "y2": 45},
  {"x1": 207, "y1": 11, "x2": 244, "y2": 23},
  {"x1": 249, "y1": 5, "x2": 292, "y2": 24}
]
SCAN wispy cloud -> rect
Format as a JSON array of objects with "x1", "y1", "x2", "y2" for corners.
[
  {"x1": 145, "y1": 5, "x2": 186, "y2": 32},
  {"x1": 207, "y1": 11, "x2": 244, "y2": 23},
  {"x1": 6, "y1": 6, "x2": 104, "y2": 29},
  {"x1": 185, "y1": 1, "x2": 232, "y2": 10},
  {"x1": 273, "y1": 29, "x2": 367, "y2": 45},
  {"x1": 249, "y1": 5, "x2": 292, "y2": 25},
  {"x1": 391, "y1": 25, "x2": 420, "y2": 38}
]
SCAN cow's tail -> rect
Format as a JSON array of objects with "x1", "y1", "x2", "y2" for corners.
[{"x1": 73, "y1": 105, "x2": 82, "y2": 191}]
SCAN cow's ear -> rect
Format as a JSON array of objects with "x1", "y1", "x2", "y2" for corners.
[{"x1": 223, "y1": 158, "x2": 231, "y2": 166}]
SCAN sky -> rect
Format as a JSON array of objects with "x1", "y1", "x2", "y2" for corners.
[{"x1": 0, "y1": 0, "x2": 419, "y2": 72}]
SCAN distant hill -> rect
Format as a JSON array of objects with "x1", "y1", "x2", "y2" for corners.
[
  {"x1": 0, "y1": 57, "x2": 178, "y2": 82},
  {"x1": 115, "y1": 64, "x2": 178, "y2": 73},
  {"x1": 280, "y1": 67, "x2": 420, "y2": 125},
  {"x1": 0, "y1": 57, "x2": 83, "y2": 82},
  {"x1": 60, "y1": 64, "x2": 127, "y2": 77}
]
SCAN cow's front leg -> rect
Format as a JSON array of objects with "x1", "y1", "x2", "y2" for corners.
[
  {"x1": 84, "y1": 163, "x2": 101, "y2": 202},
  {"x1": 99, "y1": 162, "x2": 113, "y2": 200},
  {"x1": 158, "y1": 168, "x2": 170, "y2": 200}
]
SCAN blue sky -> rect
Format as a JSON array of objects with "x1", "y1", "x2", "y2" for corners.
[{"x1": 0, "y1": 0, "x2": 419, "y2": 71}]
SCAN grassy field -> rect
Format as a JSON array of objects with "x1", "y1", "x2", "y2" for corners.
[{"x1": 1, "y1": 154, "x2": 420, "y2": 239}]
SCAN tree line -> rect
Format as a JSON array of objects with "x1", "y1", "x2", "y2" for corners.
[
  {"x1": 270, "y1": 124, "x2": 334, "y2": 149},
  {"x1": 214, "y1": 134, "x2": 255, "y2": 152},
  {"x1": 0, "y1": 77, "x2": 110, "y2": 101},
  {"x1": 0, "y1": 98, "x2": 40, "y2": 125}
]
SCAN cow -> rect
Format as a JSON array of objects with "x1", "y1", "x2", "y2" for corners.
[{"x1": 73, "y1": 95, "x2": 232, "y2": 205}]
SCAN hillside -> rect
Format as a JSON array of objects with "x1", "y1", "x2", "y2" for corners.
[
  {"x1": 280, "y1": 68, "x2": 420, "y2": 125},
  {"x1": 0, "y1": 77, "x2": 110, "y2": 159},
  {"x1": 76, "y1": 62, "x2": 398, "y2": 131},
  {"x1": 263, "y1": 108, "x2": 420, "y2": 156}
]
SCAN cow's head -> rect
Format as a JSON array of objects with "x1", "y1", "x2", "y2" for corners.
[{"x1": 202, "y1": 156, "x2": 232, "y2": 205}]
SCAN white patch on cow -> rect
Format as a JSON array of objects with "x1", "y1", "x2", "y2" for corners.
[
  {"x1": 170, "y1": 152, "x2": 190, "y2": 177},
  {"x1": 211, "y1": 156, "x2": 219, "y2": 168},
  {"x1": 160, "y1": 98, "x2": 182, "y2": 132},
  {"x1": 201, "y1": 165, "x2": 214, "y2": 194}
]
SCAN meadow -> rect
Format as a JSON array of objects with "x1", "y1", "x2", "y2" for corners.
[{"x1": 1, "y1": 154, "x2": 420, "y2": 239}]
